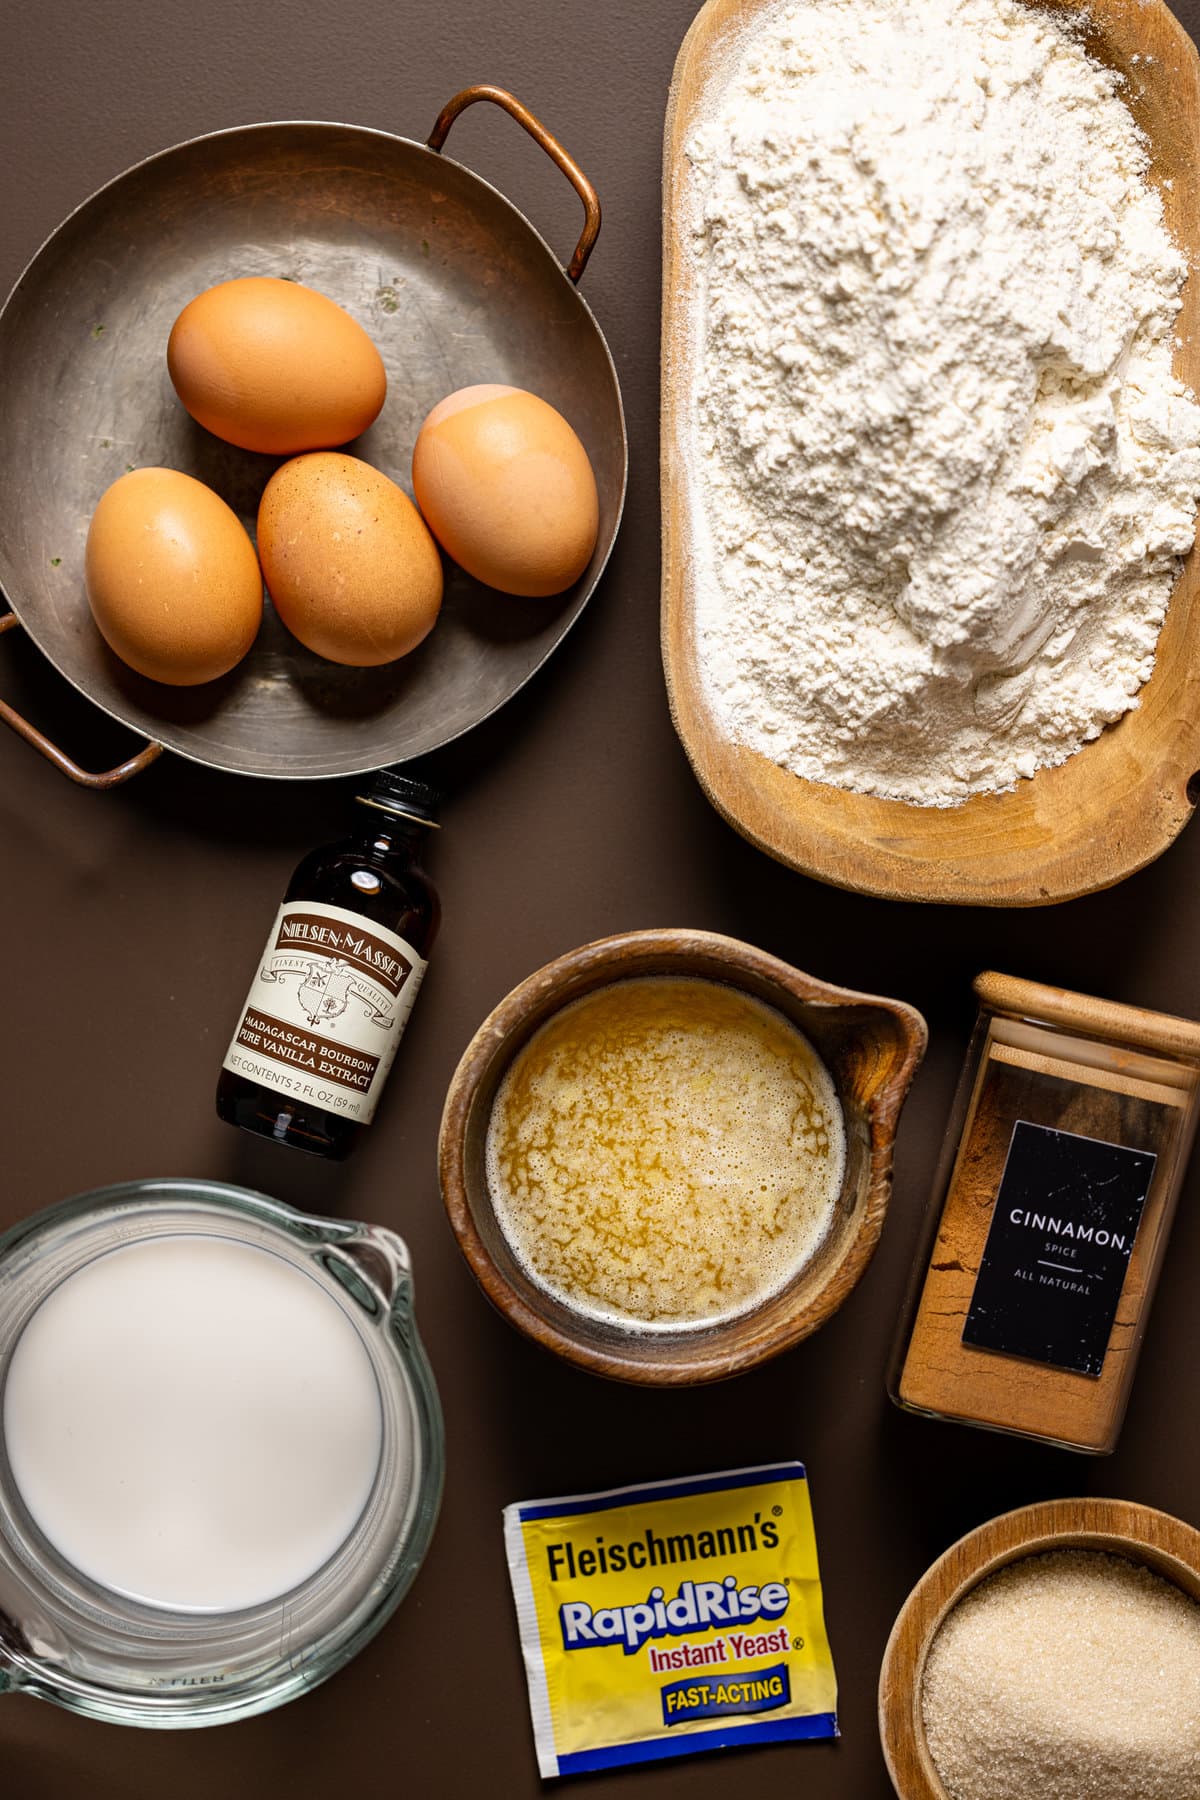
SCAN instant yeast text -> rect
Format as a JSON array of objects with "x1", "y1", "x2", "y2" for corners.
[{"x1": 503, "y1": 1462, "x2": 837, "y2": 1777}]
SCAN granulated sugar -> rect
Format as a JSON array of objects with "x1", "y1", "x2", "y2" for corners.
[{"x1": 921, "y1": 1550, "x2": 1200, "y2": 1800}]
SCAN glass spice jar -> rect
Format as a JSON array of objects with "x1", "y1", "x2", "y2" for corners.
[{"x1": 890, "y1": 972, "x2": 1200, "y2": 1454}]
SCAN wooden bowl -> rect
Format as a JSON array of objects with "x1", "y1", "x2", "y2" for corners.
[
  {"x1": 662, "y1": 0, "x2": 1200, "y2": 906},
  {"x1": 438, "y1": 929, "x2": 926, "y2": 1384},
  {"x1": 878, "y1": 1497, "x2": 1200, "y2": 1799}
]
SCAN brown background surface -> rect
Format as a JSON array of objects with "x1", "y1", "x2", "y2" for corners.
[{"x1": 3, "y1": 2, "x2": 1200, "y2": 1794}]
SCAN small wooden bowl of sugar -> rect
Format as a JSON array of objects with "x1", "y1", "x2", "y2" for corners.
[{"x1": 879, "y1": 1498, "x2": 1200, "y2": 1800}]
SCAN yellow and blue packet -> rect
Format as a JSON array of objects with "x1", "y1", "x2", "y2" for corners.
[{"x1": 503, "y1": 1460, "x2": 838, "y2": 1777}]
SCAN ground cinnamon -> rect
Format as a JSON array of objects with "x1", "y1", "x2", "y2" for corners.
[{"x1": 892, "y1": 974, "x2": 1200, "y2": 1453}]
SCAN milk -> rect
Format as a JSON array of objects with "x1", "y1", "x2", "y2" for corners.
[{"x1": 2, "y1": 1235, "x2": 387, "y2": 1613}]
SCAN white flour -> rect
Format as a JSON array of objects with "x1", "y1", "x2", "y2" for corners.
[{"x1": 684, "y1": 0, "x2": 1200, "y2": 805}]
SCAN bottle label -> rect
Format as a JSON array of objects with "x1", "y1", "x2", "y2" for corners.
[
  {"x1": 962, "y1": 1118, "x2": 1157, "y2": 1377},
  {"x1": 221, "y1": 902, "x2": 427, "y2": 1125}
]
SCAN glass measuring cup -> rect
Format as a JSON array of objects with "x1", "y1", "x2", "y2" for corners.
[{"x1": 0, "y1": 1179, "x2": 443, "y2": 1727}]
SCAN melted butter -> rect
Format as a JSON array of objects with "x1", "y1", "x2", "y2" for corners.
[{"x1": 486, "y1": 977, "x2": 846, "y2": 1330}]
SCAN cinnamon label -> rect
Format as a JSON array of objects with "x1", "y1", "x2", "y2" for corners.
[{"x1": 962, "y1": 1120, "x2": 1157, "y2": 1377}]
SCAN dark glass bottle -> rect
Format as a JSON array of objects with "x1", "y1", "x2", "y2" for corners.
[{"x1": 216, "y1": 770, "x2": 441, "y2": 1160}]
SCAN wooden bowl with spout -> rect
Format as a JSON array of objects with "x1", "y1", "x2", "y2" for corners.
[{"x1": 438, "y1": 928, "x2": 926, "y2": 1384}]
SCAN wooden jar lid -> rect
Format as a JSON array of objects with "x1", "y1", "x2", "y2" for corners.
[{"x1": 974, "y1": 971, "x2": 1200, "y2": 1062}]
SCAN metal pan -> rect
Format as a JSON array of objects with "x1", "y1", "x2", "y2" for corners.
[{"x1": 0, "y1": 87, "x2": 627, "y2": 786}]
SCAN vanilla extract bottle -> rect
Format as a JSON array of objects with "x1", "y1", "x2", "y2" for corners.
[{"x1": 217, "y1": 770, "x2": 441, "y2": 1160}]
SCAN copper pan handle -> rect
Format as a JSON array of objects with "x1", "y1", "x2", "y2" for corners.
[
  {"x1": 428, "y1": 85, "x2": 601, "y2": 283},
  {"x1": 0, "y1": 613, "x2": 163, "y2": 788}
]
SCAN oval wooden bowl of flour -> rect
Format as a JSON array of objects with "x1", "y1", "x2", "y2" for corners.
[
  {"x1": 877, "y1": 1497, "x2": 1200, "y2": 1798},
  {"x1": 662, "y1": 0, "x2": 1200, "y2": 907}
]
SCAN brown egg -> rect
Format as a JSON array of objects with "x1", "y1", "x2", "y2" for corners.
[
  {"x1": 257, "y1": 453, "x2": 443, "y2": 666},
  {"x1": 85, "y1": 468, "x2": 263, "y2": 685},
  {"x1": 167, "y1": 278, "x2": 386, "y2": 455},
  {"x1": 412, "y1": 385, "x2": 600, "y2": 597}
]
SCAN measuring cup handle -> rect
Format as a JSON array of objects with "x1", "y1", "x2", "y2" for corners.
[
  {"x1": 0, "y1": 613, "x2": 162, "y2": 788},
  {"x1": 427, "y1": 85, "x2": 602, "y2": 283},
  {"x1": 319, "y1": 1222, "x2": 417, "y2": 1339}
]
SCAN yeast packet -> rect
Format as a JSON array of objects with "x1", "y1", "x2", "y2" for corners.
[{"x1": 502, "y1": 1461, "x2": 838, "y2": 1777}]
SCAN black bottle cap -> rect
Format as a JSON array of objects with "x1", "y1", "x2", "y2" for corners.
[{"x1": 356, "y1": 767, "x2": 441, "y2": 828}]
